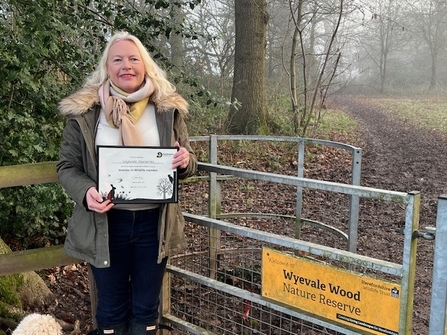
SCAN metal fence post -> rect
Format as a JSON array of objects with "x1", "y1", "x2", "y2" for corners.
[
  {"x1": 400, "y1": 191, "x2": 420, "y2": 334},
  {"x1": 429, "y1": 195, "x2": 447, "y2": 335},
  {"x1": 208, "y1": 135, "x2": 221, "y2": 279},
  {"x1": 348, "y1": 148, "x2": 362, "y2": 253},
  {"x1": 295, "y1": 139, "x2": 305, "y2": 239}
]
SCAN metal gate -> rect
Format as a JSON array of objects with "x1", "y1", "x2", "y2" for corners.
[{"x1": 160, "y1": 136, "x2": 420, "y2": 335}]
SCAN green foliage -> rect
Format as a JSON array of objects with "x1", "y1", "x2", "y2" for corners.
[
  {"x1": 0, "y1": 184, "x2": 73, "y2": 247},
  {"x1": 0, "y1": 111, "x2": 65, "y2": 165},
  {"x1": 0, "y1": 0, "x2": 203, "y2": 247},
  {"x1": 0, "y1": 1, "x2": 78, "y2": 246},
  {"x1": 185, "y1": 98, "x2": 228, "y2": 135}
]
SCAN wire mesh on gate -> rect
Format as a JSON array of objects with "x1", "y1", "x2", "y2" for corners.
[{"x1": 169, "y1": 225, "x2": 345, "y2": 335}]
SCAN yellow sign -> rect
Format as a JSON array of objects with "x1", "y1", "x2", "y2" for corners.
[{"x1": 262, "y1": 248, "x2": 400, "y2": 335}]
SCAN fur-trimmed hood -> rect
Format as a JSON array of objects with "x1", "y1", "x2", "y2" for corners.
[
  {"x1": 59, "y1": 87, "x2": 99, "y2": 117},
  {"x1": 59, "y1": 86, "x2": 188, "y2": 117}
]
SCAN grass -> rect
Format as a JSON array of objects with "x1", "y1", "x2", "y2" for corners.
[
  {"x1": 314, "y1": 95, "x2": 447, "y2": 145},
  {"x1": 368, "y1": 96, "x2": 447, "y2": 133},
  {"x1": 190, "y1": 94, "x2": 447, "y2": 144},
  {"x1": 317, "y1": 109, "x2": 358, "y2": 140}
]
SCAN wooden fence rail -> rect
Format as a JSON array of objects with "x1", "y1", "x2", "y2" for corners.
[
  {"x1": 0, "y1": 161, "x2": 82, "y2": 277},
  {"x1": 0, "y1": 161, "x2": 59, "y2": 188},
  {"x1": 0, "y1": 245, "x2": 81, "y2": 276}
]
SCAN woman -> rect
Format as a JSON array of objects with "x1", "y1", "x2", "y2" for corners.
[{"x1": 57, "y1": 31, "x2": 197, "y2": 335}]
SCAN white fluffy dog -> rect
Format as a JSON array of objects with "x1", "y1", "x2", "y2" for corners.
[{"x1": 12, "y1": 313, "x2": 62, "y2": 335}]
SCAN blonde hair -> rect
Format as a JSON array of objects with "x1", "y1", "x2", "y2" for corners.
[{"x1": 84, "y1": 31, "x2": 188, "y2": 113}]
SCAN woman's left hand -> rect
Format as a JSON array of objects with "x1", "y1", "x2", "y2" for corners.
[{"x1": 172, "y1": 141, "x2": 190, "y2": 169}]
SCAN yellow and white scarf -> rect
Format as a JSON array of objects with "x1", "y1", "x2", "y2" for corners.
[{"x1": 98, "y1": 78, "x2": 155, "y2": 146}]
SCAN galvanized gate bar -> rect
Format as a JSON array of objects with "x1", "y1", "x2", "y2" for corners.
[
  {"x1": 348, "y1": 148, "x2": 362, "y2": 253},
  {"x1": 295, "y1": 139, "x2": 305, "y2": 239},
  {"x1": 399, "y1": 192, "x2": 420, "y2": 334},
  {"x1": 184, "y1": 213, "x2": 403, "y2": 276},
  {"x1": 198, "y1": 162, "x2": 409, "y2": 201},
  {"x1": 207, "y1": 135, "x2": 221, "y2": 280},
  {"x1": 429, "y1": 195, "x2": 447, "y2": 335}
]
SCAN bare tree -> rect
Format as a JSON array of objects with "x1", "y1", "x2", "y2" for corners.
[
  {"x1": 407, "y1": 0, "x2": 447, "y2": 90},
  {"x1": 227, "y1": 0, "x2": 268, "y2": 134},
  {"x1": 183, "y1": 0, "x2": 235, "y2": 95},
  {"x1": 286, "y1": 0, "x2": 347, "y2": 136},
  {"x1": 358, "y1": 0, "x2": 406, "y2": 93},
  {"x1": 157, "y1": 178, "x2": 174, "y2": 199}
]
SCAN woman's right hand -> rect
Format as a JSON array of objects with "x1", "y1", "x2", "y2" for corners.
[{"x1": 86, "y1": 187, "x2": 114, "y2": 213}]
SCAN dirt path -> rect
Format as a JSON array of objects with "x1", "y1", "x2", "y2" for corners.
[{"x1": 334, "y1": 95, "x2": 447, "y2": 335}]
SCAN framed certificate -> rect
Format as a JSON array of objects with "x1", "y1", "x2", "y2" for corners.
[{"x1": 97, "y1": 146, "x2": 178, "y2": 204}]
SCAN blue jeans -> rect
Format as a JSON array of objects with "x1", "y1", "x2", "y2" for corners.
[{"x1": 91, "y1": 208, "x2": 167, "y2": 328}]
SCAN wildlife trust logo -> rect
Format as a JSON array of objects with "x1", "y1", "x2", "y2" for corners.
[{"x1": 157, "y1": 151, "x2": 175, "y2": 158}]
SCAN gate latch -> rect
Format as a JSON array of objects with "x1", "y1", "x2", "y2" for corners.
[{"x1": 412, "y1": 226, "x2": 436, "y2": 240}]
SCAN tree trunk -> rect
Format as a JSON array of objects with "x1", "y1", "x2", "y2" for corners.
[
  {"x1": 429, "y1": 53, "x2": 437, "y2": 91},
  {"x1": 227, "y1": 0, "x2": 268, "y2": 134},
  {"x1": 0, "y1": 238, "x2": 55, "y2": 320},
  {"x1": 169, "y1": 1, "x2": 184, "y2": 73},
  {"x1": 290, "y1": 0, "x2": 303, "y2": 135}
]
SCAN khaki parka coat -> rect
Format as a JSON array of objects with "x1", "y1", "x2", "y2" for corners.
[{"x1": 56, "y1": 87, "x2": 197, "y2": 268}]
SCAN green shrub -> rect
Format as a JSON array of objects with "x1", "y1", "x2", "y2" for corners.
[{"x1": 0, "y1": 184, "x2": 73, "y2": 248}]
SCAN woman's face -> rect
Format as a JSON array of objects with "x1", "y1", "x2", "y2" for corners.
[{"x1": 107, "y1": 40, "x2": 145, "y2": 94}]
